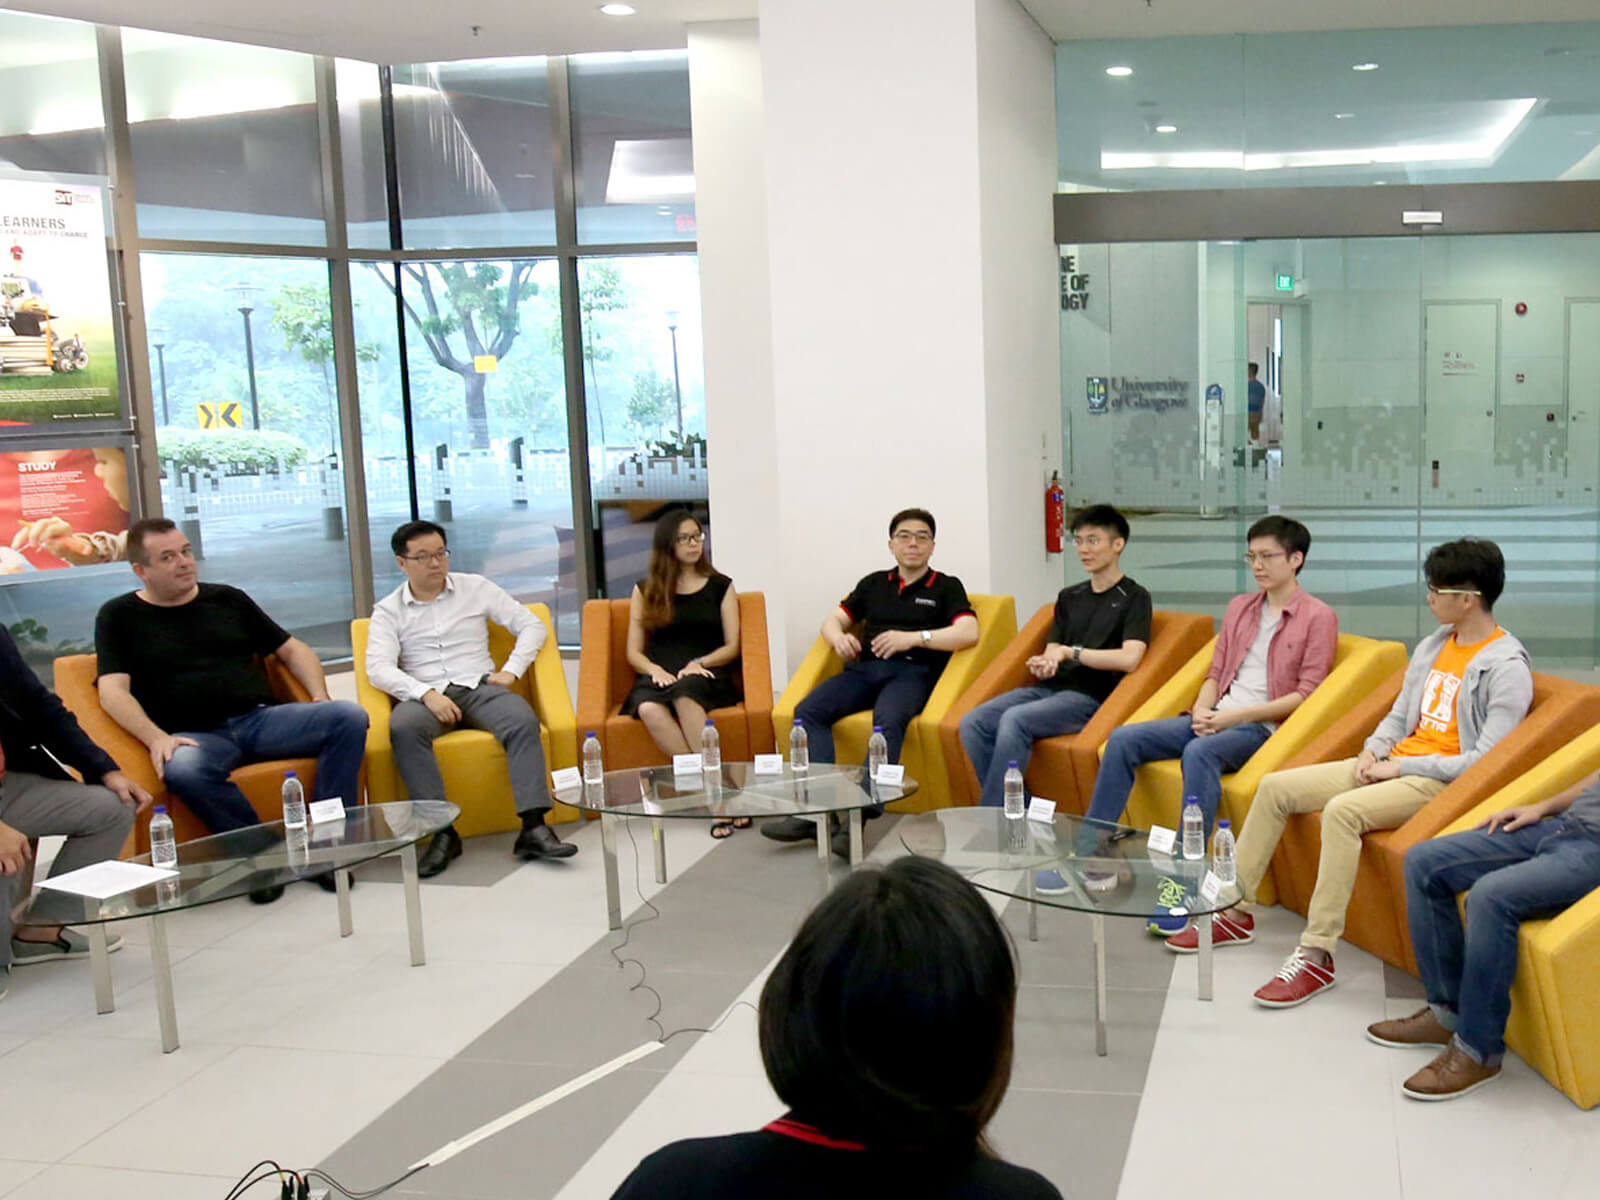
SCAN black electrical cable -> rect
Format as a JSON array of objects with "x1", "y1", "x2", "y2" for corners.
[
  {"x1": 299, "y1": 1163, "x2": 428, "y2": 1199},
  {"x1": 221, "y1": 1162, "x2": 290, "y2": 1199}
]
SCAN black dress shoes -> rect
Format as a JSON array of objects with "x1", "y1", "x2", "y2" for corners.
[
  {"x1": 418, "y1": 826, "x2": 464, "y2": 878},
  {"x1": 515, "y1": 823, "x2": 577, "y2": 859},
  {"x1": 760, "y1": 816, "x2": 818, "y2": 843}
]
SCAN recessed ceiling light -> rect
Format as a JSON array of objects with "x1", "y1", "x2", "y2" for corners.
[
  {"x1": 1155, "y1": 124, "x2": 1177, "y2": 134},
  {"x1": 1352, "y1": 62, "x2": 1379, "y2": 72},
  {"x1": 599, "y1": 3, "x2": 636, "y2": 15},
  {"x1": 1105, "y1": 65, "x2": 1133, "y2": 77},
  {"x1": 1334, "y1": 112, "x2": 1354, "y2": 120},
  {"x1": 1544, "y1": 47, "x2": 1573, "y2": 57}
]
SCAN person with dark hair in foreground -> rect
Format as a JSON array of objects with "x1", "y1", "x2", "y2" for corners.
[
  {"x1": 1188, "y1": 538, "x2": 1532, "y2": 1011},
  {"x1": 610, "y1": 857, "x2": 1062, "y2": 1199}
]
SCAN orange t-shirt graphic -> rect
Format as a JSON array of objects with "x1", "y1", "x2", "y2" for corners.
[{"x1": 1390, "y1": 628, "x2": 1506, "y2": 759}]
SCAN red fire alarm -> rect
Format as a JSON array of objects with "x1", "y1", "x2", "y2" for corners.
[{"x1": 1515, "y1": 302, "x2": 1528, "y2": 315}]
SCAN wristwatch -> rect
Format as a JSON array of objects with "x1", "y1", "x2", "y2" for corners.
[
  {"x1": 920, "y1": 630, "x2": 932, "y2": 645},
  {"x1": 1071, "y1": 645, "x2": 1083, "y2": 663}
]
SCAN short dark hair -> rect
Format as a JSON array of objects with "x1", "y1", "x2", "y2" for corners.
[
  {"x1": 889, "y1": 508, "x2": 936, "y2": 539},
  {"x1": 1248, "y1": 362, "x2": 1260, "y2": 377},
  {"x1": 391, "y1": 520, "x2": 447, "y2": 557},
  {"x1": 1425, "y1": 538, "x2": 1505, "y2": 610},
  {"x1": 1246, "y1": 515, "x2": 1311, "y2": 574},
  {"x1": 1070, "y1": 503, "x2": 1129, "y2": 542},
  {"x1": 127, "y1": 517, "x2": 179, "y2": 566},
  {"x1": 759, "y1": 857, "x2": 1015, "y2": 1152}
]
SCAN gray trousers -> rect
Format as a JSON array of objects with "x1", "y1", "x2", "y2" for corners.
[
  {"x1": 389, "y1": 682, "x2": 550, "y2": 818},
  {"x1": 1, "y1": 772, "x2": 134, "y2": 968}
]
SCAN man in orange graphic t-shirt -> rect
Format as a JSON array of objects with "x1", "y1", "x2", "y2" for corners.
[{"x1": 1162, "y1": 540, "x2": 1533, "y2": 1012}]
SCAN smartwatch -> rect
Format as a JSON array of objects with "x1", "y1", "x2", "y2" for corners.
[
  {"x1": 920, "y1": 629, "x2": 932, "y2": 645},
  {"x1": 1071, "y1": 645, "x2": 1083, "y2": 664}
]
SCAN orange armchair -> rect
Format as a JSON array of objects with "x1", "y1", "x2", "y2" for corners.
[
  {"x1": 53, "y1": 652, "x2": 325, "y2": 857},
  {"x1": 939, "y1": 608, "x2": 1215, "y2": 813},
  {"x1": 1269, "y1": 670, "x2": 1600, "y2": 972},
  {"x1": 576, "y1": 592, "x2": 775, "y2": 771}
]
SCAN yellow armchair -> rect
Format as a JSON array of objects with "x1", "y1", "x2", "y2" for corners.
[
  {"x1": 1112, "y1": 632, "x2": 1407, "y2": 902},
  {"x1": 1439, "y1": 726, "x2": 1600, "y2": 1109},
  {"x1": 772, "y1": 594, "x2": 1017, "y2": 813},
  {"x1": 352, "y1": 603, "x2": 579, "y2": 837}
]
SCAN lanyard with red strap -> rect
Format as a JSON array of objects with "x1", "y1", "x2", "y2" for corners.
[{"x1": 762, "y1": 1117, "x2": 866, "y2": 1152}]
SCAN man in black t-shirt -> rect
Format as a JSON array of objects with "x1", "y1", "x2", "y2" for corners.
[
  {"x1": 94, "y1": 519, "x2": 368, "y2": 854},
  {"x1": 958, "y1": 505, "x2": 1151, "y2": 808},
  {"x1": 764, "y1": 509, "x2": 977, "y2": 848}
]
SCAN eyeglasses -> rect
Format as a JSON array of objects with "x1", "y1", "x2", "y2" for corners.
[
  {"x1": 891, "y1": 531, "x2": 934, "y2": 545},
  {"x1": 675, "y1": 532, "x2": 704, "y2": 546},
  {"x1": 1242, "y1": 551, "x2": 1287, "y2": 566},
  {"x1": 1427, "y1": 585, "x2": 1482, "y2": 597},
  {"x1": 1074, "y1": 535, "x2": 1109, "y2": 548},
  {"x1": 403, "y1": 549, "x2": 451, "y2": 565}
]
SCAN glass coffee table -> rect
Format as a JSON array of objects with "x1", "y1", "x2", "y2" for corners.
[
  {"x1": 15, "y1": 800, "x2": 458, "y2": 1053},
  {"x1": 556, "y1": 763, "x2": 916, "y2": 930},
  {"x1": 900, "y1": 808, "x2": 1241, "y2": 1056}
]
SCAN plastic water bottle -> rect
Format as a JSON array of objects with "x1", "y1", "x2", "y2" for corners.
[
  {"x1": 149, "y1": 805, "x2": 178, "y2": 870},
  {"x1": 1003, "y1": 761, "x2": 1026, "y2": 820},
  {"x1": 1181, "y1": 796, "x2": 1205, "y2": 860},
  {"x1": 700, "y1": 719, "x2": 721, "y2": 772},
  {"x1": 1212, "y1": 818, "x2": 1237, "y2": 885},
  {"x1": 867, "y1": 725, "x2": 889, "y2": 782},
  {"x1": 282, "y1": 770, "x2": 306, "y2": 830},
  {"x1": 789, "y1": 719, "x2": 809, "y2": 772},
  {"x1": 583, "y1": 731, "x2": 604, "y2": 784}
]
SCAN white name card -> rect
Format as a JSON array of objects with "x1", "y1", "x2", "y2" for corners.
[
  {"x1": 753, "y1": 754, "x2": 784, "y2": 775},
  {"x1": 1026, "y1": 797, "x2": 1057, "y2": 824},
  {"x1": 550, "y1": 767, "x2": 582, "y2": 791},
  {"x1": 874, "y1": 764, "x2": 906, "y2": 786},
  {"x1": 1146, "y1": 825, "x2": 1177, "y2": 855},
  {"x1": 1199, "y1": 871, "x2": 1224, "y2": 904},
  {"x1": 673, "y1": 753, "x2": 704, "y2": 776},
  {"x1": 308, "y1": 797, "x2": 346, "y2": 824}
]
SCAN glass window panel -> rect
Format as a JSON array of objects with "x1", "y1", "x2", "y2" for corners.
[
  {"x1": 1058, "y1": 22, "x2": 1600, "y2": 193},
  {"x1": 390, "y1": 59, "x2": 557, "y2": 251},
  {"x1": 141, "y1": 252, "x2": 353, "y2": 657},
  {"x1": 336, "y1": 59, "x2": 392, "y2": 251},
  {"x1": 570, "y1": 51, "x2": 695, "y2": 245},
  {"x1": 0, "y1": 10, "x2": 105, "y2": 177},
  {"x1": 124, "y1": 30, "x2": 325, "y2": 245},
  {"x1": 579, "y1": 254, "x2": 706, "y2": 596},
  {"x1": 366, "y1": 258, "x2": 579, "y2": 640}
]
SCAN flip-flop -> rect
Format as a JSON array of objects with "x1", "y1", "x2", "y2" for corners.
[{"x1": 710, "y1": 820, "x2": 736, "y2": 839}]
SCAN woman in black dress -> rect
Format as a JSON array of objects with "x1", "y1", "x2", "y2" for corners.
[{"x1": 623, "y1": 510, "x2": 743, "y2": 835}]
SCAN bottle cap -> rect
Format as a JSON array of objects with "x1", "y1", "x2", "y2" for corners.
[
  {"x1": 284, "y1": 769, "x2": 297, "y2": 778},
  {"x1": 1218, "y1": 819, "x2": 1230, "y2": 828},
  {"x1": 153, "y1": 804, "x2": 167, "y2": 814},
  {"x1": 586, "y1": 730, "x2": 597, "y2": 738},
  {"x1": 706, "y1": 718, "x2": 715, "y2": 726},
  {"x1": 872, "y1": 724, "x2": 883, "y2": 732},
  {"x1": 1008, "y1": 760, "x2": 1019, "y2": 768},
  {"x1": 793, "y1": 718, "x2": 803, "y2": 725}
]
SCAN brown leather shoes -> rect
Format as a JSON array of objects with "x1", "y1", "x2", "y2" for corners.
[
  {"x1": 1402, "y1": 1044, "x2": 1501, "y2": 1101},
  {"x1": 1366, "y1": 1007, "x2": 1452, "y2": 1049}
]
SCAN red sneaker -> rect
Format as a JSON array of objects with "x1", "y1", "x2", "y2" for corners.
[
  {"x1": 1166, "y1": 910, "x2": 1255, "y2": 954},
  {"x1": 1253, "y1": 948, "x2": 1336, "y2": 1008}
]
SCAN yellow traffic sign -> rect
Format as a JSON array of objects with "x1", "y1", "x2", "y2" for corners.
[
  {"x1": 473, "y1": 355, "x2": 498, "y2": 374},
  {"x1": 196, "y1": 401, "x2": 244, "y2": 429}
]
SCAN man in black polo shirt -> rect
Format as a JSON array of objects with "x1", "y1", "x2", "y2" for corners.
[
  {"x1": 94, "y1": 519, "x2": 368, "y2": 899},
  {"x1": 764, "y1": 508, "x2": 977, "y2": 846},
  {"x1": 957, "y1": 504, "x2": 1151, "y2": 808}
]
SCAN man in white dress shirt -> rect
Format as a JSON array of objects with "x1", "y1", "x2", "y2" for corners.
[{"x1": 368, "y1": 520, "x2": 576, "y2": 877}]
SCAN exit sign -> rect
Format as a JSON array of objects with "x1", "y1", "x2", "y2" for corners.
[{"x1": 1275, "y1": 273, "x2": 1294, "y2": 292}]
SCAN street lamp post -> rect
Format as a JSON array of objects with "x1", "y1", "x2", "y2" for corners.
[
  {"x1": 228, "y1": 282, "x2": 263, "y2": 429},
  {"x1": 149, "y1": 324, "x2": 170, "y2": 425},
  {"x1": 665, "y1": 309, "x2": 683, "y2": 436}
]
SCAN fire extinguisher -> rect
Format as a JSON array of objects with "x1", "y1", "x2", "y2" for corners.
[{"x1": 1045, "y1": 470, "x2": 1066, "y2": 554}]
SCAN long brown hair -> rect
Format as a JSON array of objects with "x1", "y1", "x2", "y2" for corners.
[{"x1": 640, "y1": 509, "x2": 716, "y2": 630}]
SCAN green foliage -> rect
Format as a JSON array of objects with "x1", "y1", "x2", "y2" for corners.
[
  {"x1": 270, "y1": 283, "x2": 380, "y2": 370},
  {"x1": 6, "y1": 619, "x2": 91, "y2": 679},
  {"x1": 625, "y1": 368, "x2": 679, "y2": 440},
  {"x1": 644, "y1": 431, "x2": 707, "y2": 461},
  {"x1": 154, "y1": 427, "x2": 312, "y2": 475}
]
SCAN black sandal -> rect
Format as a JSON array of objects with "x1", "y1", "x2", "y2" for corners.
[{"x1": 710, "y1": 817, "x2": 753, "y2": 839}]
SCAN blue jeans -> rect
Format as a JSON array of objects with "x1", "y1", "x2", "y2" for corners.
[
  {"x1": 1405, "y1": 818, "x2": 1600, "y2": 1064},
  {"x1": 1084, "y1": 714, "x2": 1271, "y2": 835},
  {"x1": 959, "y1": 686, "x2": 1101, "y2": 808},
  {"x1": 165, "y1": 701, "x2": 370, "y2": 833},
  {"x1": 794, "y1": 659, "x2": 938, "y2": 764}
]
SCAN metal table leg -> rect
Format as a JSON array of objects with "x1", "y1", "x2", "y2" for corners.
[
  {"x1": 652, "y1": 819, "x2": 667, "y2": 885},
  {"x1": 815, "y1": 814, "x2": 829, "y2": 864},
  {"x1": 601, "y1": 814, "x2": 622, "y2": 931},
  {"x1": 848, "y1": 810, "x2": 863, "y2": 865},
  {"x1": 1026, "y1": 869, "x2": 1039, "y2": 943},
  {"x1": 335, "y1": 867, "x2": 353, "y2": 938},
  {"x1": 1197, "y1": 911, "x2": 1214, "y2": 1001},
  {"x1": 1092, "y1": 913, "x2": 1108, "y2": 1057},
  {"x1": 88, "y1": 923, "x2": 114, "y2": 1015},
  {"x1": 149, "y1": 913, "x2": 179, "y2": 1053},
  {"x1": 400, "y1": 842, "x2": 426, "y2": 967}
]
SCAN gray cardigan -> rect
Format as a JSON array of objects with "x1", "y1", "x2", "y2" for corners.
[{"x1": 1363, "y1": 625, "x2": 1533, "y2": 783}]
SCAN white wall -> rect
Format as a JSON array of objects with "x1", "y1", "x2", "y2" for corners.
[
  {"x1": 687, "y1": 20, "x2": 788, "y2": 681},
  {"x1": 975, "y1": 0, "x2": 1062, "y2": 622}
]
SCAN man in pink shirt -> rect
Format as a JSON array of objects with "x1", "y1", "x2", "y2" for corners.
[{"x1": 1073, "y1": 517, "x2": 1337, "y2": 902}]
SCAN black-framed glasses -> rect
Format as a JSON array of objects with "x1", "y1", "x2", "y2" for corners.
[
  {"x1": 675, "y1": 532, "x2": 704, "y2": 546},
  {"x1": 403, "y1": 549, "x2": 451, "y2": 565}
]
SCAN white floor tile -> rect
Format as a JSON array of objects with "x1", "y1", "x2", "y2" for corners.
[
  {"x1": 0, "y1": 1161, "x2": 47, "y2": 1200},
  {"x1": 6, "y1": 1164, "x2": 240, "y2": 1200}
]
